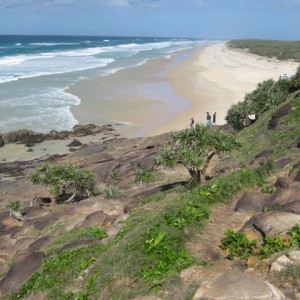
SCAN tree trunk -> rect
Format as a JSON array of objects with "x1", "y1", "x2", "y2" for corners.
[
  {"x1": 200, "y1": 151, "x2": 216, "y2": 182},
  {"x1": 65, "y1": 191, "x2": 77, "y2": 203}
]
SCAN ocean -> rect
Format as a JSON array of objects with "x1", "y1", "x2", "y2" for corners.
[{"x1": 0, "y1": 35, "x2": 214, "y2": 133}]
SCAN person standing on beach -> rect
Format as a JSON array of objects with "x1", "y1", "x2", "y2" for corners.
[
  {"x1": 206, "y1": 112, "x2": 212, "y2": 128},
  {"x1": 190, "y1": 117, "x2": 195, "y2": 128},
  {"x1": 213, "y1": 112, "x2": 216, "y2": 124}
]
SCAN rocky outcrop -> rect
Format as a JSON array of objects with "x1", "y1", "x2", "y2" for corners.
[
  {"x1": 268, "y1": 103, "x2": 292, "y2": 130},
  {"x1": 0, "y1": 124, "x2": 115, "y2": 147},
  {"x1": 0, "y1": 251, "x2": 44, "y2": 297}
]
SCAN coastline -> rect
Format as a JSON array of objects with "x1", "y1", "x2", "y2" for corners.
[
  {"x1": 68, "y1": 42, "x2": 299, "y2": 137},
  {"x1": 1, "y1": 42, "x2": 299, "y2": 163}
]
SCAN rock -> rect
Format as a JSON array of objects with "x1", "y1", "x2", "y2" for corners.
[
  {"x1": 275, "y1": 177, "x2": 293, "y2": 188},
  {"x1": 281, "y1": 201, "x2": 300, "y2": 214},
  {"x1": 294, "y1": 169, "x2": 300, "y2": 182},
  {"x1": 235, "y1": 191, "x2": 270, "y2": 213},
  {"x1": 0, "y1": 251, "x2": 44, "y2": 297},
  {"x1": 1, "y1": 129, "x2": 42, "y2": 144},
  {"x1": 29, "y1": 236, "x2": 53, "y2": 251},
  {"x1": 274, "y1": 158, "x2": 291, "y2": 170},
  {"x1": 270, "y1": 250, "x2": 300, "y2": 273},
  {"x1": 0, "y1": 136, "x2": 4, "y2": 147},
  {"x1": 265, "y1": 186, "x2": 300, "y2": 211},
  {"x1": 253, "y1": 211, "x2": 300, "y2": 237},
  {"x1": 193, "y1": 271, "x2": 285, "y2": 300},
  {"x1": 67, "y1": 139, "x2": 82, "y2": 147},
  {"x1": 268, "y1": 103, "x2": 292, "y2": 130}
]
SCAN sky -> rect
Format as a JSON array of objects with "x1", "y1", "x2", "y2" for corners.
[{"x1": 0, "y1": 0, "x2": 299, "y2": 40}]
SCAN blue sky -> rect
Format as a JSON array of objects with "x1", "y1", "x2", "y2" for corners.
[{"x1": 0, "y1": 0, "x2": 299, "y2": 40}]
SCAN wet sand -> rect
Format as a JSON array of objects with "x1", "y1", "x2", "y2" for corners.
[{"x1": 68, "y1": 42, "x2": 298, "y2": 137}]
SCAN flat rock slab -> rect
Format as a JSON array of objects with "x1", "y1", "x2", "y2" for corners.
[
  {"x1": 193, "y1": 271, "x2": 285, "y2": 299},
  {"x1": 253, "y1": 211, "x2": 300, "y2": 237},
  {"x1": 0, "y1": 251, "x2": 43, "y2": 297},
  {"x1": 235, "y1": 191, "x2": 270, "y2": 213}
]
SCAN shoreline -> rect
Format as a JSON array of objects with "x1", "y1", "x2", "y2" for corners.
[
  {"x1": 68, "y1": 42, "x2": 299, "y2": 137},
  {"x1": 1, "y1": 42, "x2": 299, "y2": 163}
]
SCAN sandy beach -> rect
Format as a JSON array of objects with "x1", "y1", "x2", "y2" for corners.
[
  {"x1": 1, "y1": 42, "x2": 298, "y2": 162},
  {"x1": 69, "y1": 42, "x2": 299, "y2": 137}
]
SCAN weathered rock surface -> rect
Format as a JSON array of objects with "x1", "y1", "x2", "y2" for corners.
[
  {"x1": 0, "y1": 124, "x2": 115, "y2": 148},
  {"x1": 268, "y1": 103, "x2": 292, "y2": 130},
  {"x1": 235, "y1": 191, "x2": 270, "y2": 213},
  {"x1": 270, "y1": 250, "x2": 300, "y2": 273},
  {"x1": 252, "y1": 211, "x2": 300, "y2": 237},
  {"x1": 193, "y1": 271, "x2": 285, "y2": 300},
  {"x1": 0, "y1": 251, "x2": 44, "y2": 297}
]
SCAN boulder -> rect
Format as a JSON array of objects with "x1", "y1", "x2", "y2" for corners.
[
  {"x1": 265, "y1": 187, "x2": 300, "y2": 209},
  {"x1": 0, "y1": 251, "x2": 44, "y2": 297},
  {"x1": 270, "y1": 250, "x2": 300, "y2": 273},
  {"x1": 193, "y1": 271, "x2": 285, "y2": 299},
  {"x1": 235, "y1": 191, "x2": 270, "y2": 213},
  {"x1": 1, "y1": 129, "x2": 42, "y2": 144},
  {"x1": 274, "y1": 158, "x2": 291, "y2": 170},
  {"x1": 253, "y1": 211, "x2": 300, "y2": 237},
  {"x1": 67, "y1": 139, "x2": 82, "y2": 147},
  {"x1": 275, "y1": 177, "x2": 293, "y2": 188}
]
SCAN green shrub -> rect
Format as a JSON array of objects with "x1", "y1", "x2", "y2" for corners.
[
  {"x1": 220, "y1": 229, "x2": 258, "y2": 260},
  {"x1": 28, "y1": 163, "x2": 97, "y2": 203},
  {"x1": 259, "y1": 236, "x2": 290, "y2": 259}
]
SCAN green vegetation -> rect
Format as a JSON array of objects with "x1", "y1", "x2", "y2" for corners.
[
  {"x1": 135, "y1": 164, "x2": 153, "y2": 184},
  {"x1": 227, "y1": 39, "x2": 300, "y2": 62},
  {"x1": 220, "y1": 224, "x2": 300, "y2": 261},
  {"x1": 28, "y1": 163, "x2": 97, "y2": 203},
  {"x1": 43, "y1": 227, "x2": 107, "y2": 256},
  {"x1": 104, "y1": 184, "x2": 120, "y2": 198},
  {"x1": 276, "y1": 264, "x2": 300, "y2": 288},
  {"x1": 226, "y1": 67, "x2": 300, "y2": 131},
  {"x1": 6, "y1": 200, "x2": 21, "y2": 214},
  {"x1": 109, "y1": 168, "x2": 119, "y2": 180},
  {"x1": 14, "y1": 164, "x2": 271, "y2": 299},
  {"x1": 155, "y1": 124, "x2": 241, "y2": 182},
  {"x1": 220, "y1": 229, "x2": 257, "y2": 260}
]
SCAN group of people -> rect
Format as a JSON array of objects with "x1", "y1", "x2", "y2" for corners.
[{"x1": 189, "y1": 112, "x2": 216, "y2": 128}]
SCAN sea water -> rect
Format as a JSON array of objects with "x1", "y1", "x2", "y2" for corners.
[{"x1": 0, "y1": 35, "x2": 215, "y2": 133}]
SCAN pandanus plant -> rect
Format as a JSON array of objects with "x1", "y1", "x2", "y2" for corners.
[
  {"x1": 28, "y1": 163, "x2": 97, "y2": 203},
  {"x1": 155, "y1": 124, "x2": 241, "y2": 183}
]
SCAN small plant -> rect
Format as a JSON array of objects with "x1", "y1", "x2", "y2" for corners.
[
  {"x1": 7, "y1": 200, "x2": 21, "y2": 213},
  {"x1": 259, "y1": 236, "x2": 290, "y2": 259},
  {"x1": 220, "y1": 229, "x2": 258, "y2": 260},
  {"x1": 104, "y1": 185, "x2": 120, "y2": 198},
  {"x1": 7, "y1": 200, "x2": 24, "y2": 221},
  {"x1": 110, "y1": 168, "x2": 118, "y2": 180},
  {"x1": 135, "y1": 165, "x2": 152, "y2": 184},
  {"x1": 28, "y1": 163, "x2": 97, "y2": 203},
  {"x1": 288, "y1": 223, "x2": 300, "y2": 247}
]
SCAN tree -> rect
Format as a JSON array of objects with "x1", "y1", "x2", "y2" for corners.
[
  {"x1": 155, "y1": 124, "x2": 241, "y2": 183},
  {"x1": 28, "y1": 163, "x2": 97, "y2": 203},
  {"x1": 226, "y1": 78, "x2": 291, "y2": 131},
  {"x1": 225, "y1": 101, "x2": 251, "y2": 131}
]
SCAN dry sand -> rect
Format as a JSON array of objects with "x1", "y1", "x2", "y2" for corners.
[
  {"x1": 1, "y1": 42, "x2": 298, "y2": 162},
  {"x1": 69, "y1": 42, "x2": 298, "y2": 137},
  {"x1": 149, "y1": 43, "x2": 299, "y2": 135}
]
